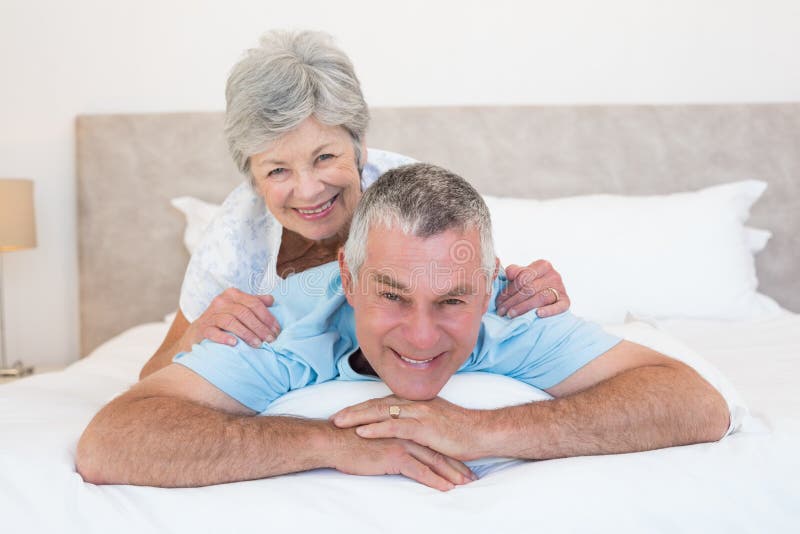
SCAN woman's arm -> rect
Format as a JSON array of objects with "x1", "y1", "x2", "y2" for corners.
[
  {"x1": 140, "y1": 310, "x2": 193, "y2": 379},
  {"x1": 139, "y1": 289, "x2": 280, "y2": 380}
]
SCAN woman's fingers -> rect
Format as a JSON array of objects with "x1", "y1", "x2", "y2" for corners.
[
  {"x1": 236, "y1": 293, "x2": 281, "y2": 338},
  {"x1": 204, "y1": 289, "x2": 282, "y2": 346},
  {"x1": 496, "y1": 260, "x2": 569, "y2": 318},
  {"x1": 201, "y1": 326, "x2": 239, "y2": 347},
  {"x1": 210, "y1": 314, "x2": 264, "y2": 348},
  {"x1": 534, "y1": 292, "x2": 570, "y2": 318}
]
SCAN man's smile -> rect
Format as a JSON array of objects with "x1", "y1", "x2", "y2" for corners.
[{"x1": 391, "y1": 348, "x2": 446, "y2": 369}]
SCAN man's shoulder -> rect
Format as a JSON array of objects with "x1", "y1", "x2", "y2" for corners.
[
  {"x1": 270, "y1": 262, "x2": 343, "y2": 314},
  {"x1": 468, "y1": 310, "x2": 609, "y2": 367}
]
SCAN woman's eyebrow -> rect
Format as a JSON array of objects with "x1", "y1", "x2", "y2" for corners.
[{"x1": 311, "y1": 143, "x2": 335, "y2": 157}]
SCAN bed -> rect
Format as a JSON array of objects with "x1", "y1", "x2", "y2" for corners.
[{"x1": 3, "y1": 104, "x2": 800, "y2": 533}]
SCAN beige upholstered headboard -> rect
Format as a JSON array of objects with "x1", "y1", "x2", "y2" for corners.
[{"x1": 77, "y1": 104, "x2": 800, "y2": 356}]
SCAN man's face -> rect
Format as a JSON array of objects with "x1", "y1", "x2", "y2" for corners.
[{"x1": 340, "y1": 225, "x2": 495, "y2": 400}]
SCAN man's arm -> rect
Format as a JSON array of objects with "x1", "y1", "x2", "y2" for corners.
[
  {"x1": 77, "y1": 364, "x2": 474, "y2": 490},
  {"x1": 332, "y1": 341, "x2": 730, "y2": 461}
]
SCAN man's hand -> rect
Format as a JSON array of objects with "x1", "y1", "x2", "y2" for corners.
[
  {"x1": 333, "y1": 342, "x2": 730, "y2": 463},
  {"x1": 332, "y1": 396, "x2": 487, "y2": 462},
  {"x1": 496, "y1": 260, "x2": 570, "y2": 319},
  {"x1": 332, "y1": 427, "x2": 477, "y2": 491}
]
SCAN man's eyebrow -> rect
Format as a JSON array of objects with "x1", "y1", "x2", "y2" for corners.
[
  {"x1": 444, "y1": 284, "x2": 474, "y2": 297},
  {"x1": 371, "y1": 273, "x2": 409, "y2": 291}
]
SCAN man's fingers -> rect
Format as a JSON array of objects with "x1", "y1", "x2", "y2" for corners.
[
  {"x1": 406, "y1": 442, "x2": 474, "y2": 486},
  {"x1": 356, "y1": 420, "x2": 417, "y2": 441},
  {"x1": 332, "y1": 397, "x2": 404, "y2": 427},
  {"x1": 399, "y1": 457, "x2": 455, "y2": 492}
]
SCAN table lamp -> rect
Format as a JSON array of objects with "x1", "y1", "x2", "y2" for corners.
[{"x1": 0, "y1": 178, "x2": 37, "y2": 377}]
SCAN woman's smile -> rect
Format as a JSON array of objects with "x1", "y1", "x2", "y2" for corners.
[{"x1": 293, "y1": 193, "x2": 339, "y2": 220}]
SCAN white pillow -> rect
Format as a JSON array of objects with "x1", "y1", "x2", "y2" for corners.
[
  {"x1": 172, "y1": 182, "x2": 780, "y2": 322},
  {"x1": 264, "y1": 373, "x2": 549, "y2": 472},
  {"x1": 745, "y1": 227, "x2": 772, "y2": 253},
  {"x1": 171, "y1": 196, "x2": 220, "y2": 255},
  {"x1": 485, "y1": 181, "x2": 781, "y2": 323},
  {"x1": 261, "y1": 321, "x2": 748, "y2": 469}
]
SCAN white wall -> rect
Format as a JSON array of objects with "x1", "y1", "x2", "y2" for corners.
[{"x1": 1, "y1": 0, "x2": 799, "y2": 367}]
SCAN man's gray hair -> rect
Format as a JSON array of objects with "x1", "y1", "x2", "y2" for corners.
[
  {"x1": 225, "y1": 30, "x2": 369, "y2": 179},
  {"x1": 343, "y1": 163, "x2": 496, "y2": 283}
]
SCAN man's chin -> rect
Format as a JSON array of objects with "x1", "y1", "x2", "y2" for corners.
[{"x1": 385, "y1": 380, "x2": 443, "y2": 401}]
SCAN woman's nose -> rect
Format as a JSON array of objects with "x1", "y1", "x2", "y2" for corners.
[{"x1": 294, "y1": 168, "x2": 326, "y2": 201}]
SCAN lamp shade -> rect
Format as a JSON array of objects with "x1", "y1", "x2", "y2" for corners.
[{"x1": 0, "y1": 179, "x2": 37, "y2": 251}]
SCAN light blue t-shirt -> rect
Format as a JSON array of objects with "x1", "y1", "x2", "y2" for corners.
[{"x1": 175, "y1": 263, "x2": 622, "y2": 413}]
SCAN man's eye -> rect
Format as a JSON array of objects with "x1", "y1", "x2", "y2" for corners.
[
  {"x1": 267, "y1": 168, "x2": 285, "y2": 177},
  {"x1": 381, "y1": 292, "x2": 401, "y2": 302},
  {"x1": 443, "y1": 298, "x2": 465, "y2": 305}
]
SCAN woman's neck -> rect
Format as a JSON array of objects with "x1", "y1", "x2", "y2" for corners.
[{"x1": 275, "y1": 227, "x2": 345, "y2": 278}]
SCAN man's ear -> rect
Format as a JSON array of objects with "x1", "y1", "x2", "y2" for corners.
[
  {"x1": 481, "y1": 257, "x2": 502, "y2": 314},
  {"x1": 338, "y1": 248, "x2": 355, "y2": 305}
]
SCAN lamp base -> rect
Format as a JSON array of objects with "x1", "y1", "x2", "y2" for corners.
[{"x1": 0, "y1": 360, "x2": 34, "y2": 378}]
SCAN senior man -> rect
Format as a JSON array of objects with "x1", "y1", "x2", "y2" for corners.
[{"x1": 76, "y1": 163, "x2": 730, "y2": 491}]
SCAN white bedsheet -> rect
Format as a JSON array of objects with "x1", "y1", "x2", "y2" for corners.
[{"x1": 2, "y1": 316, "x2": 800, "y2": 533}]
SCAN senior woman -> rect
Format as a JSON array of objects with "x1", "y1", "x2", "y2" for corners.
[{"x1": 140, "y1": 30, "x2": 571, "y2": 379}]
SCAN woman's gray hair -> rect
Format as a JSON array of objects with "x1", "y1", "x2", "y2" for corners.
[
  {"x1": 225, "y1": 30, "x2": 369, "y2": 178},
  {"x1": 343, "y1": 163, "x2": 496, "y2": 285}
]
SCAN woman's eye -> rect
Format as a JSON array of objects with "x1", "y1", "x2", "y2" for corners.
[
  {"x1": 317, "y1": 153, "x2": 335, "y2": 162},
  {"x1": 267, "y1": 168, "x2": 285, "y2": 177}
]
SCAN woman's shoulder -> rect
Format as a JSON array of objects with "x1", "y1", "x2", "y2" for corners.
[
  {"x1": 361, "y1": 148, "x2": 416, "y2": 189},
  {"x1": 180, "y1": 181, "x2": 280, "y2": 320}
]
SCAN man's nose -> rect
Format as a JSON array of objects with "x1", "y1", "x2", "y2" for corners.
[
  {"x1": 404, "y1": 307, "x2": 440, "y2": 352},
  {"x1": 294, "y1": 168, "x2": 325, "y2": 201}
]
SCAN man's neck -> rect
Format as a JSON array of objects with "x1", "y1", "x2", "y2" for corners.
[{"x1": 348, "y1": 349, "x2": 378, "y2": 377}]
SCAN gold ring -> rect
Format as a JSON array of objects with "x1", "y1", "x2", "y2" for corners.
[
  {"x1": 389, "y1": 405, "x2": 401, "y2": 419},
  {"x1": 547, "y1": 287, "x2": 560, "y2": 303}
]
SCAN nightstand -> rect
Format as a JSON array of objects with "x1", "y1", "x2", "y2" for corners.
[{"x1": 0, "y1": 364, "x2": 67, "y2": 385}]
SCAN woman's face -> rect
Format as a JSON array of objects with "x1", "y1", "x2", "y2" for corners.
[{"x1": 250, "y1": 117, "x2": 364, "y2": 242}]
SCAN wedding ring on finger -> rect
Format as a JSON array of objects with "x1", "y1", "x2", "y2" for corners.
[
  {"x1": 389, "y1": 405, "x2": 401, "y2": 419},
  {"x1": 547, "y1": 287, "x2": 560, "y2": 303}
]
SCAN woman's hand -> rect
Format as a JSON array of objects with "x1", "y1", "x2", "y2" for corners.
[
  {"x1": 183, "y1": 288, "x2": 281, "y2": 348},
  {"x1": 495, "y1": 260, "x2": 570, "y2": 319}
]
